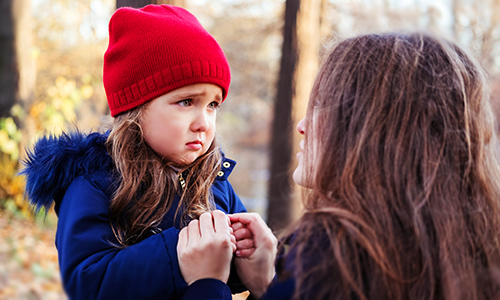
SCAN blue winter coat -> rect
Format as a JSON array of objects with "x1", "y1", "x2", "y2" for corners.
[{"x1": 21, "y1": 131, "x2": 247, "y2": 300}]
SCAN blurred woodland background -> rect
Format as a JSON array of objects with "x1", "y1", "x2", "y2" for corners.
[{"x1": 2, "y1": 0, "x2": 500, "y2": 298}]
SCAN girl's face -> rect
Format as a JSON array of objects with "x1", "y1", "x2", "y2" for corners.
[
  {"x1": 293, "y1": 117, "x2": 308, "y2": 187},
  {"x1": 141, "y1": 83, "x2": 222, "y2": 166}
]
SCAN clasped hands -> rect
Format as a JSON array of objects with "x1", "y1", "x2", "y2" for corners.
[{"x1": 177, "y1": 210, "x2": 277, "y2": 297}]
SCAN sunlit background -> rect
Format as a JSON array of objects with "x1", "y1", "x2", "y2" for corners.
[{"x1": 1, "y1": 0, "x2": 500, "y2": 298}]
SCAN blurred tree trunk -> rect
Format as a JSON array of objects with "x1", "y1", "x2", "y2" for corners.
[
  {"x1": 267, "y1": 0, "x2": 298, "y2": 232},
  {"x1": 14, "y1": 0, "x2": 36, "y2": 159},
  {"x1": 0, "y1": 0, "x2": 35, "y2": 161},
  {"x1": 0, "y1": 0, "x2": 35, "y2": 116},
  {"x1": 0, "y1": 0, "x2": 17, "y2": 117},
  {"x1": 267, "y1": 0, "x2": 321, "y2": 232},
  {"x1": 116, "y1": 0, "x2": 186, "y2": 9}
]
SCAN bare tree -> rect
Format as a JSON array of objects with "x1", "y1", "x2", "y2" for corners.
[
  {"x1": 267, "y1": 0, "x2": 298, "y2": 232},
  {"x1": 0, "y1": 0, "x2": 18, "y2": 117},
  {"x1": 0, "y1": 0, "x2": 35, "y2": 118},
  {"x1": 267, "y1": 0, "x2": 321, "y2": 231},
  {"x1": 116, "y1": 0, "x2": 185, "y2": 9}
]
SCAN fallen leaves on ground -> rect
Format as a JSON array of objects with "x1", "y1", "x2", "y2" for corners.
[{"x1": 0, "y1": 209, "x2": 65, "y2": 300}]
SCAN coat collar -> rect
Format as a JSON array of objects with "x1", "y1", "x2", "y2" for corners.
[{"x1": 21, "y1": 131, "x2": 236, "y2": 213}]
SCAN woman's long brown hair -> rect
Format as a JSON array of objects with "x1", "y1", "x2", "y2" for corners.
[
  {"x1": 106, "y1": 106, "x2": 221, "y2": 247},
  {"x1": 290, "y1": 32, "x2": 500, "y2": 299}
]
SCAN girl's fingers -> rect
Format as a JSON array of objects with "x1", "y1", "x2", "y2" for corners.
[
  {"x1": 234, "y1": 228, "x2": 252, "y2": 240},
  {"x1": 199, "y1": 212, "x2": 214, "y2": 237},
  {"x1": 236, "y1": 238, "x2": 254, "y2": 250},
  {"x1": 178, "y1": 227, "x2": 188, "y2": 249},
  {"x1": 187, "y1": 219, "x2": 201, "y2": 242},
  {"x1": 212, "y1": 210, "x2": 230, "y2": 233},
  {"x1": 231, "y1": 222, "x2": 245, "y2": 231}
]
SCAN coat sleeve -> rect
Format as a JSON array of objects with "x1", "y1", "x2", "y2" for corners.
[
  {"x1": 181, "y1": 279, "x2": 232, "y2": 300},
  {"x1": 56, "y1": 176, "x2": 188, "y2": 300}
]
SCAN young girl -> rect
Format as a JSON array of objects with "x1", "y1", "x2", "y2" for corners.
[
  {"x1": 181, "y1": 32, "x2": 500, "y2": 299},
  {"x1": 22, "y1": 5, "x2": 248, "y2": 299}
]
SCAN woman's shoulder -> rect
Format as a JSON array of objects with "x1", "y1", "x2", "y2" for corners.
[
  {"x1": 268, "y1": 221, "x2": 344, "y2": 300},
  {"x1": 21, "y1": 130, "x2": 115, "y2": 213}
]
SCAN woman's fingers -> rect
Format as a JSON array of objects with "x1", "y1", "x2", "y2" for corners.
[
  {"x1": 229, "y1": 213, "x2": 277, "y2": 249},
  {"x1": 230, "y1": 213, "x2": 277, "y2": 297}
]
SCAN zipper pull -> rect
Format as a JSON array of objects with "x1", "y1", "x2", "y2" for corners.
[{"x1": 178, "y1": 173, "x2": 186, "y2": 190}]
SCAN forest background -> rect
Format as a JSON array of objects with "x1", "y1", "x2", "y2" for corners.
[{"x1": 2, "y1": 0, "x2": 500, "y2": 299}]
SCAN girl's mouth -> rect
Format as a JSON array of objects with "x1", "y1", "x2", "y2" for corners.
[{"x1": 186, "y1": 140, "x2": 202, "y2": 150}]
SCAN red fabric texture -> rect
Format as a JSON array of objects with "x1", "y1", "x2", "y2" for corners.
[{"x1": 103, "y1": 5, "x2": 231, "y2": 117}]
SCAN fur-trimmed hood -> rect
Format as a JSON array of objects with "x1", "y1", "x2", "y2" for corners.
[{"x1": 21, "y1": 131, "x2": 114, "y2": 213}]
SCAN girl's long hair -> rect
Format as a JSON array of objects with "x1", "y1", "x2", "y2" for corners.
[
  {"x1": 106, "y1": 106, "x2": 221, "y2": 247},
  {"x1": 290, "y1": 32, "x2": 500, "y2": 299}
]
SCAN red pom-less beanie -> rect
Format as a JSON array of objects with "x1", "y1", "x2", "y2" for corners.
[{"x1": 103, "y1": 5, "x2": 231, "y2": 117}]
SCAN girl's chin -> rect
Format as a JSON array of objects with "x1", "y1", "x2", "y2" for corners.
[{"x1": 166, "y1": 158, "x2": 195, "y2": 168}]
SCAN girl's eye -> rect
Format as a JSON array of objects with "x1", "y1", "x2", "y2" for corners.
[
  {"x1": 208, "y1": 101, "x2": 220, "y2": 110},
  {"x1": 178, "y1": 99, "x2": 191, "y2": 107}
]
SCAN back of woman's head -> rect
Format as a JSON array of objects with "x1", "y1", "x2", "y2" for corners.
[{"x1": 294, "y1": 32, "x2": 500, "y2": 300}]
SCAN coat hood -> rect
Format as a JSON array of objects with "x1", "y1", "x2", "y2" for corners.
[{"x1": 21, "y1": 131, "x2": 113, "y2": 213}]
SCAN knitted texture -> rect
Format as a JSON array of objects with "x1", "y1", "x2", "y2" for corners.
[{"x1": 103, "y1": 5, "x2": 231, "y2": 117}]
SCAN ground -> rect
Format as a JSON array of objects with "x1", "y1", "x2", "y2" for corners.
[
  {"x1": 0, "y1": 209, "x2": 64, "y2": 300},
  {"x1": 0, "y1": 209, "x2": 249, "y2": 299}
]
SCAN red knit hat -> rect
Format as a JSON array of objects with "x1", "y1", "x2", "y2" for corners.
[{"x1": 103, "y1": 5, "x2": 231, "y2": 117}]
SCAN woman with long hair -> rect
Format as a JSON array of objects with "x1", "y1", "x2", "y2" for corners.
[{"x1": 179, "y1": 32, "x2": 500, "y2": 300}]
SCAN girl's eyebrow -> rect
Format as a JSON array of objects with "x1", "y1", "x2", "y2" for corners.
[
  {"x1": 175, "y1": 91, "x2": 222, "y2": 101},
  {"x1": 175, "y1": 92, "x2": 205, "y2": 99}
]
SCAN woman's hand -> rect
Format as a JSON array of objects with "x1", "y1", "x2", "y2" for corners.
[
  {"x1": 229, "y1": 213, "x2": 278, "y2": 298},
  {"x1": 177, "y1": 210, "x2": 236, "y2": 285}
]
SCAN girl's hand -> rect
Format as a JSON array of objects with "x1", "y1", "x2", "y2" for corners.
[
  {"x1": 231, "y1": 221, "x2": 256, "y2": 258},
  {"x1": 177, "y1": 211, "x2": 236, "y2": 285},
  {"x1": 229, "y1": 213, "x2": 278, "y2": 298}
]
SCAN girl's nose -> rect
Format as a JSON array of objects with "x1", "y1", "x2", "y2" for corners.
[
  {"x1": 191, "y1": 111, "x2": 210, "y2": 132},
  {"x1": 297, "y1": 117, "x2": 305, "y2": 135}
]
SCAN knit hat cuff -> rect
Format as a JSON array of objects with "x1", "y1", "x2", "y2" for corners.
[{"x1": 108, "y1": 60, "x2": 230, "y2": 117}]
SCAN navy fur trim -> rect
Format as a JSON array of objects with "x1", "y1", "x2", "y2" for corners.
[{"x1": 20, "y1": 131, "x2": 113, "y2": 212}]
